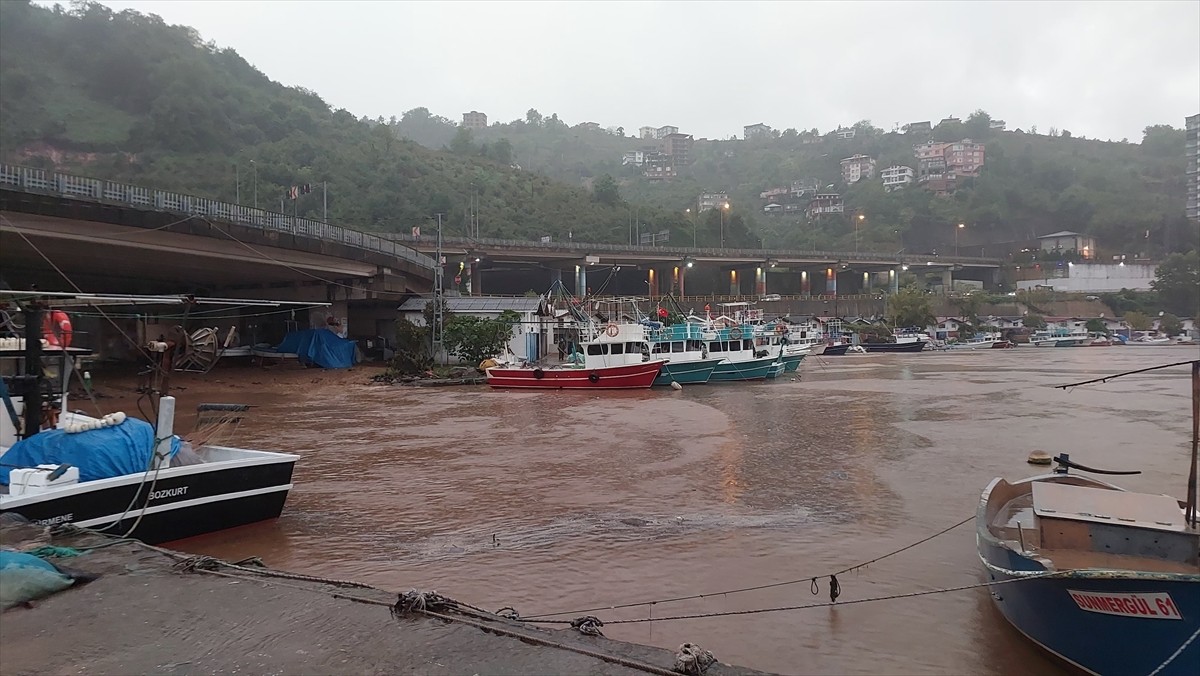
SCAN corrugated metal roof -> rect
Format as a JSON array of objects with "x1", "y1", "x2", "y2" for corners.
[{"x1": 397, "y1": 296, "x2": 543, "y2": 312}]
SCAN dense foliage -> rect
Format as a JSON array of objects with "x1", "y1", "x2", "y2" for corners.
[{"x1": 0, "y1": 1, "x2": 665, "y2": 242}]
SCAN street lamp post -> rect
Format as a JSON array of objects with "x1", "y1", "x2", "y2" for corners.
[
  {"x1": 856, "y1": 213, "x2": 866, "y2": 252},
  {"x1": 686, "y1": 208, "x2": 696, "y2": 247},
  {"x1": 956, "y1": 223, "x2": 965, "y2": 256},
  {"x1": 251, "y1": 160, "x2": 258, "y2": 209}
]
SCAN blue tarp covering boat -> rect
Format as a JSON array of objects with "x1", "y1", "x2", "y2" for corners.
[
  {"x1": 275, "y1": 329, "x2": 358, "y2": 369},
  {"x1": 0, "y1": 418, "x2": 180, "y2": 484}
]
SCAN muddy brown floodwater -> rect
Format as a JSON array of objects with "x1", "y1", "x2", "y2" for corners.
[{"x1": 91, "y1": 347, "x2": 1198, "y2": 674}]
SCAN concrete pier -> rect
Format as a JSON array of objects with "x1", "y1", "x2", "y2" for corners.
[{"x1": 0, "y1": 526, "x2": 763, "y2": 676}]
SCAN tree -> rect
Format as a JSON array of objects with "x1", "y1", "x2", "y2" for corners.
[
  {"x1": 442, "y1": 310, "x2": 519, "y2": 368},
  {"x1": 491, "y1": 138, "x2": 513, "y2": 166},
  {"x1": 592, "y1": 173, "x2": 620, "y2": 206},
  {"x1": 964, "y1": 109, "x2": 992, "y2": 138},
  {"x1": 1124, "y1": 311, "x2": 1152, "y2": 331},
  {"x1": 449, "y1": 127, "x2": 474, "y2": 155},
  {"x1": 1023, "y1": 313, "x2": 1047, "y2": 330},
  {"x1": 887, "y1": 286, "x2": 936, "y2": 329},
  {"x1": 1149, "y1": 250, "x2": 1200, "y2": 317},
  {"x1": 1084, "y1": 318, "x2": 1107, "y2": 334},
  {"x1": 1158, "y1": 313, "x2": 1183, "y2": 337},
  {"x1": 525, "y1": 108, "x2": 543, "y2": 126}
]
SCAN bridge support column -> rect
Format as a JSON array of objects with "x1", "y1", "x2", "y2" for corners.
[
  {"x1": 551, "y1": 268, "x2": 562, "y2": 288},
  {"x1": 941, "y1": 269, "x2": 953, "y2": 294},
  {"x1": 647, "y1": 268, "x2": 657, "y2": 300},
  {"x1": 801, "y1": 270, "x2": 810, "y2": 295},
  {"x1": 862, "y1": 271, "x2": 872, "y2": 292},
  {"x1": 575, "y1": 265, "x2": 587, "y2": 297},
  {"x1": 675, "y1": 265, "x2": 685, "y2": 297},
  {"x1": 755, "y1": 267, "x2": 766, "y2": 297},
  {"x1": 826, "y1": 267, "x2": 837, "y2": 296},
  {"x1": 890, "y1": 268, "x2": 899, "y2": 294},
  {"x1": 469, "y1": 260, "x2": 480, "y2": 295},
  {"x1": 729, "y1": 270, "x2": 739, "y2": 295}
]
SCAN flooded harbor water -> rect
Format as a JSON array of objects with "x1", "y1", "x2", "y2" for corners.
[{"x1": 166, "y1": 347, "x2": 1196, "y2": 675}]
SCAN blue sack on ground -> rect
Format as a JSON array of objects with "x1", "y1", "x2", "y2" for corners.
[
  {"x1": 0, "y1": 417, "x2": 180, "y2": 484},
  {"x1": 276, "y1": 329, "x2": 358, "y2": 369},
  {"x1": 0, "y1": 550, "x2": 95, "y2": 609}
]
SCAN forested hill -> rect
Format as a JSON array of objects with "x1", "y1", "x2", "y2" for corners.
[
  {"x1": 1, "y1": 1, "x2": 1194, "y2": 257},
  {"x1": 397, "y1": 110, "x2": 1196, "y2": 259},
  {"x1": 0, "y1": 1, "x2": 651, "y2": 242}
]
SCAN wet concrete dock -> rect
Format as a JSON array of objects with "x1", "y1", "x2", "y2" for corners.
[{"x1": 1, "y1": 526, "x2": 762, "y2": 676}]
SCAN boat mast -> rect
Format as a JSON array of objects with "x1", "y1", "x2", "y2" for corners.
[
  {"x1": 1188, "y1": 360, "x2": 1198, "y2": 528},
  {"x1": 18, "y1": 300, "x2": 43, "y2": 439}
]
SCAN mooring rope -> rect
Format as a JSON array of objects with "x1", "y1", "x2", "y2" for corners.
[
  {"x1": 1146, "y1": 625, "x2": 1200, "y2": 676},
  {"x1": 524, "y1": 571, "x2": 1079, "y2": 626},
  {"x1": 521, "y1": 514, "x2": 973, "y2": 620}
]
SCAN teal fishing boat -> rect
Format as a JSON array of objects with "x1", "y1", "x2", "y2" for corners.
[
  {"x1": 703, "y1": 325, "x2": 780, "y2": 382},
  {"x1": 779, "y1": 353, "x2": 806, "y2": 373},
  {"x1": 647, "y1": 323, "x2": 720, "y2": 386}
]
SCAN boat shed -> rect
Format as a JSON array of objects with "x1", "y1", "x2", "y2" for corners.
[{"x1": 397, "y1": 295, "x2": 552, "y2": 364}]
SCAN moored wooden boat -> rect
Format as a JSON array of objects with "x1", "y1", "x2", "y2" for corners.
[{"x1": 976, "y1": 361, "x2": 1200, "y2": 675}]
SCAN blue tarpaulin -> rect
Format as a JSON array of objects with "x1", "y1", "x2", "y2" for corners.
[
  {"x1": 0, "y1": 418, "x2": 180, "y2": 484},
  {"x1": 275, "y1": 329, "x2": 358, "y2": 369}
]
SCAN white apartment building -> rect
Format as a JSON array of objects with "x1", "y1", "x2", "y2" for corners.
[{"x1": 881, "y1": 165, "x2": 914, "y2": 191}]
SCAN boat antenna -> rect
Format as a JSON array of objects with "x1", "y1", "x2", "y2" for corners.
[{"x1": 1055, "y1": 359, "x2": 1199, "y2": 529}]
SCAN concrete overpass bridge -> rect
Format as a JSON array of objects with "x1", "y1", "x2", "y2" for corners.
[
  {"x1": 0, "y1": 164, "x2": 435, "y2": 298},
  {"x1": 386, "y1": 234, "x2": 1004, "y2": 298}
]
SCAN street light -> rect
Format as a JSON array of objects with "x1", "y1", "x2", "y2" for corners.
[
  {"x1": 721, "y1": 202, "x2": 730, "y2": 249},
  {"x1": 856, "y1": 212, "x2": 866, "y2": 252},
  {"x1": 686, "y1": 207, "x2": 696, "y2": 247},
  {"x1": 955, "y1": 223, "x2": 965, "y2": 256}
]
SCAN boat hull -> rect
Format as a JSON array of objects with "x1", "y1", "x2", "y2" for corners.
[
  {"x1": 781, "y1": 354, "x2": 806, "y2": 372},
  {"x1": 862, "y1": 340, "x2": 928, "y2": 353},
  {"x1": 978, "y1": 542, "x2": 1199, "y2": 675},
  {"x1": 486, "y1": 360, "x2": 664, "y2": 389},
  {"x1": 0, "y1": 449, "x2": 297, "y2": 545},
  {"x1": 653, "y1": 359, "x2": 720, "y2": 386},
  {"x1": 823, "y1": 344, "x2": 851, "y2": 356},
  {"x1": 764, "y1": 361, "x2": 786, "y2": 379},
  {"x1": 709, "y1": 356, "x2": 779, "y2": 382}
]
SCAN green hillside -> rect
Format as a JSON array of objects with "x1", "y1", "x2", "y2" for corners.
[{"x1": 0, "y1": 1, "x2": 659, "y2": 242}]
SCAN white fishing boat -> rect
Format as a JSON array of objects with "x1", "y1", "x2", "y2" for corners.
[{"x1": 0, "y1": 292, "x2": 304, "y2": 544}]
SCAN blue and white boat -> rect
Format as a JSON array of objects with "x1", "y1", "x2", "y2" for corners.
[
  {"x1": 976, "y1": 361, "x2": 1200, "y2": 675},
  {"x1": 704, "y1": 325, "x2": 780, "y2": 382}
]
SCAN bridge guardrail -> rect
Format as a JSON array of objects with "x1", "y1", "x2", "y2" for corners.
[{"x1": 0, "y1": 164, "x2": 435, "y2": 270}]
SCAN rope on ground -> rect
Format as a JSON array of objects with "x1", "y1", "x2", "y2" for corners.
[
  {"x1": 570, "y1": 615, "x2": 605, "y2": 636},
  {"x1": 391, "y1": 589, "x2": 457, "y2": 618},
  {"x1": 522, "y1": 514, "x2": 974, "y2": 620},
  {"x1": 1147, "y1": 624, "x2": 1200, "y2": 676},
  {"x1": 673, "y1": 643, "x2": 716, "y2": 675}
]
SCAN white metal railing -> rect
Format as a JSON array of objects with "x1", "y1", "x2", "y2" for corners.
[{"x1": 0, "y1": 163, "x2": 434, "y2": 270}]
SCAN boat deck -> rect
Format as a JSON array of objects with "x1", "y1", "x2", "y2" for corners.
[{"x1": 990, "y1": 486, "x2": 1200, "y2": 574}]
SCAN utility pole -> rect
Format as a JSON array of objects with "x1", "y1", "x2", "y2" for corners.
[
  {"x1": 251, "y1": 160, "x2": 258, "y2": 209},
  {"x1": 235, "y1": 163, "x2": 240, "y2": 205},
  {"x1": 323, "y1": 181, "x2": 328, "y2": 223},
  {"x1": 432, "y1": 213, "x2": 445, "y2": 364}
]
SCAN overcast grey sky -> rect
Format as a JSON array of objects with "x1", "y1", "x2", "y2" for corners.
[{"x1": 91, "y1": 0, "x2": 1199, "y2": 141}]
